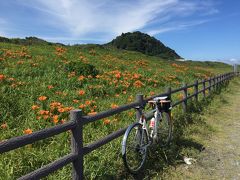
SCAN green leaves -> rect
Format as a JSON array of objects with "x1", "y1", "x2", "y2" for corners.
[{"x1": 64, "y1": 61, "x2": 99, "y2": 77}]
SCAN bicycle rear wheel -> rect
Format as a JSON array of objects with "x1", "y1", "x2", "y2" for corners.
[
  {"x1": 122, "y1": 122, "x2": 148, "y2": 174},
  {"x1": 157, "y1": 112, "x2": 172, "y2": 147}
]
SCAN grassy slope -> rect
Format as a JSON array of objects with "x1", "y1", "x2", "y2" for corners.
[{"x1": 0, "y1": 42, "x2": 232, "y2": 179}]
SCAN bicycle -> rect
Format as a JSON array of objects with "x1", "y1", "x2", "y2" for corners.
[{"x1": 121, "y1": 96, "x2": 172, "y2": 174}]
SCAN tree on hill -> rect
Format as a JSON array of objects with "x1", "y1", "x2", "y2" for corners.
[
  {"x1": 0, "y1": 36, "x2": 65, "y2": 46},
  {"x1": 108, "y1": 31, "x2": 181, "y2": 60}
]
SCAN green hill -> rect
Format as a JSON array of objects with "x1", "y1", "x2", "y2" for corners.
[
  {"x1": 107, "y1": 31, "x2": 181, "y2": 60},
  {"x1": 0, "y1": 39, "x2": 232, "y2": 179},
  {"x1": 0, "y1": 36, "x2": 64, "y2": 46}
]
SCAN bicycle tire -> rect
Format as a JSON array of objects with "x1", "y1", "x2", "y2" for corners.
[
  {"x1": 122, "y1": 122, "x2": 148, "y2": 174},
  {"x1": 157, "y1": 112, "x2": 172, "y2": 147}
]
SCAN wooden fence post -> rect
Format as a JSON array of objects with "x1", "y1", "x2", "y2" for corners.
[
  {"x1": 216, "y1": 76, "x2": 219, "y2": 88},
  {"x1": 214, "y1": 76, "x2": 216, "y2": 89},
  {"x1": 194, "y1": 80, "x2": 198, "y2": 102},
  {"x1": 219, "y1": 75, "x2": 222, "y2": 87},
  {"x1": 182, "y1": 83, "x2": 187, "y2": 113},
  {"x1": 136, "y1": 94, "x2": 144, "y2": 121},
  {"x1": 70, "y1": 110, "x2": 83, "y2": 180},
  {"x1": 208, "y1": 77, "x2": 212, "y2": 94},
  {"x1": 227, "y1": 73, "x2": 230, "y2": 84},
  {"x1": 218, "y1": 75, "x2": 221, "y2": 89},
  {"x1": 213, "y1": 76, "x2": 216, "y2": 90},
  {"x1": 224, "y1": 74, "x2": 227, "y2": 85},
  {"x1": 203, "y1": 80, "x2": 206, "y2": 98},
  {"x1": 166, "y1": 87, "x2": 172, "y2": 100}
]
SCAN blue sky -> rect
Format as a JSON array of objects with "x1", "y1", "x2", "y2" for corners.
[{"x1": 0, "y1": 0, "x2": 239, "y2": 64}]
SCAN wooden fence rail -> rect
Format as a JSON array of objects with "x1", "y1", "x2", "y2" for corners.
[{"x1": 0, "y1": 71, "x2": 237, "y2": 179}]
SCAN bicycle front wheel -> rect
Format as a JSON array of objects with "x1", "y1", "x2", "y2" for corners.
[
  {"x1": 157, "y1": 112, "x2": 172, "y2": 147},
  {"x1": 122, "y1": 122, "x2": 148, "y2": 174}
]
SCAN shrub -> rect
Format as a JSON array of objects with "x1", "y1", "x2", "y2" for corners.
[{"x1": 65, "y1": 61, "x2": 99, "y2": 77}]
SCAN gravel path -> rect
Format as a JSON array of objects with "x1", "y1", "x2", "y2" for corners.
[{"x1": 164, "y1": 78, "x2": 240, "y2": 180}]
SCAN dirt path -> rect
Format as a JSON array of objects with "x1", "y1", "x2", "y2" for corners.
[{"x1": 164, "y1": 78, "x2": 240, "y2": 180}]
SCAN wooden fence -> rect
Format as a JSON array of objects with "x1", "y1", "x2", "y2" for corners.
[{"x1": 0, "y1": 71, "x2": 237, "y2": 179}]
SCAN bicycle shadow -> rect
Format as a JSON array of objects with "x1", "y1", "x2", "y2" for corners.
[{"x1": 107, "y1": 138, "x2": 205, "y2": 180}]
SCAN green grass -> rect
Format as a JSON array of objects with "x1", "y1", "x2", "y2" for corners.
[
  {"x1": 155, "y1": 77, "x2": 240, "y2": 180},
  {"x1": 0, "y1": 42, "x2": 232, "y2": 179}
]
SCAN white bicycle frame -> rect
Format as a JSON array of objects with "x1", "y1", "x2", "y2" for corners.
[
  {"x1": 138, "y1": 105, "x2": 162, "y2": 145},
  {"x1": 152, "y1": 108, "x2": 162, "y2": 141}
]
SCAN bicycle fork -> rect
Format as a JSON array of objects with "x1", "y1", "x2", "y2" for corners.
[{"x1": 150, "y1": 111, "x2": 162, "y2": 144}]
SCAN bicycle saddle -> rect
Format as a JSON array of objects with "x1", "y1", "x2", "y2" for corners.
[
  {"x1": 153, "y1": 96, "x2": 168, "y2": 101},
  {"x1": 148, "y1": 96, "x2": 169, "y2": 104}
]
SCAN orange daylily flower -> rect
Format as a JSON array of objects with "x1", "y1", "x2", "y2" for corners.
[
  {"x1": 0, "y1": 74, "x2": 5, "y2": 80},
  {"x1": 32, "y1": 105, "x2": 40, "y2": 110},
  {"x1": 47, "y1": 85, "x2": 54, "y2": 89},
  {"x1": 53, "y1": 115, "x2": 59, "y2": 124},
  {"x1": 24, "y1": 128, "x2": 33, "y2": 135},
  {"x1": 50, "y1": 102, "x2": 62, "y2": 107},
  {"x1": 150, "y1": 91, "x2": 155, "y2": 96},
  {"x1": 85, "y1": 100, "x2": 91, "y2": 106},
  {"x1": 58, "y1": 108, "x2": 65, "y2": 113},
  {"x1": 78, "y1": 75, "x2": 85, "y2": 81},
  {"x1": 43, "y1": 115, "x2": 50, "y2": 120},
  {"x1": 115, "y1": 72, "x2": 121, "y2": 79},
  {"x1": 111, "y1": 103, "x2": 119, "y2": 109},
  {"x1": 79, "y1": 104, "x2": 86, "y2": 109},
  {"x1": 64, "y1": 107, "x2": 73, "y2": 112},
  {"x1": 78, "y1": 90, "x2": 85, "y2": 96},
  {"x1": 39, "y1": 110, "x2": 50, "y2": 115},
  {"x1": 133, "y1": 73, "x2": 140, "y2": 79},
  {"x1": 38, "y1": 96, "x2": 47, "y2": 101},
  {"x1": 73, "y1": 99, "x2": 79, "y2": 103},
  {"x1": 133, "y1": 80, "x2": 144, "y2": 88},
  {"x1": 103, "y1": 119, "x2": 111, "y2": 125},
  {"x1": 1, "y1": 123, "x2": 8, "y2": 129}
]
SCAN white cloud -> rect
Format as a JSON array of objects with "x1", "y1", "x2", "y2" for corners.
[
  {"x1": 20, "y1": 0, "x2": 218, "y2": 43},
  {"x1": 24, "y1": 0, "x2": 178, "y2": 35},
  {"x1": 208, "y1": 58, "x2": 240, "y2": 65},
  {"x1": 147, "y1": 19, "x2": 210, "y2": 36},
  {"x1": 228, "y1": 58, "x2": 240, "y2": 64}
]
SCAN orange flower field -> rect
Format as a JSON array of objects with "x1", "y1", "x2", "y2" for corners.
[{"x1": 0, "y1": 42, "x2": 232, "y2": 178}]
